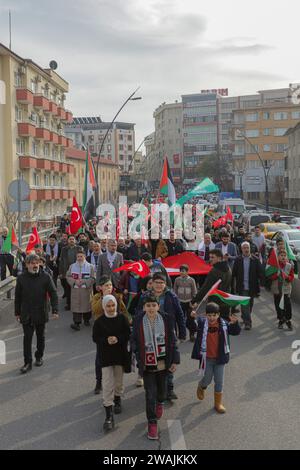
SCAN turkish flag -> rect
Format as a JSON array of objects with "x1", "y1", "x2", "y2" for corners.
[
  {"x1": 226, "y1": 206, "x2": 233, "y2": 222},
  {"x1": 26, "y1": 227, "x2": 42, "y2": 253},
  {"x1": 113, "y1": 260, "x2": 150, "y2": 278},
  {"x1": 70, "y1": 197, "x2": 83, "y2": 234},
  {"x1": 213, "y1": 216, "x2": 227, "y2": 228}
]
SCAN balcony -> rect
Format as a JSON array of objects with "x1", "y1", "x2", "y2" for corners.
[
  {"x1": 50, "y1": 131, "x2": 59, "y2": 144},
  {"x1": 16, "y1": 88, "x2": 34, "y2": 105},
  {"x1": 19, "y1": 156, "x2": 38, "y2": 169},
  {"x1": 58, "y1": 135, "x2": 68, "y2": 147},
  {"x1": 66, "y1": 138, "x2": 73, "y2": 148},
  {"x1": 18, "y1": 122, "x2": 36, "y2": 137},
  {"x1": 36, "y1": 127, "x2": 51, "y2": 141},
  {"x1": 57, "y1": 107, "x2": 67, "y2": 120},
  {"x1": 65, "y1": 111, "x2": 73, "y2": 123},
  {"x1": 51, "y1": 161, "x2": 60, "y2": 172},
  {"x1": 49, "y1": 101, "x2": 58, "y2": 115},
  {"x1": 36, "y1": 159, "x2": 51, "y2": 170},
  {"x1": 33, "y1": 95, "x2": 50, "y2": 111},
  {"x1": 52, "y1": 189, "x2": 61, "y2": 199},
  {"x1": 60, "y1": 189, "x2": 69, "y2": 199}
]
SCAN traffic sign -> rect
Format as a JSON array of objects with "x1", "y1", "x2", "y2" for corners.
[{"x1": 8, "y1": 179, "x2": 30, "y2": 201}]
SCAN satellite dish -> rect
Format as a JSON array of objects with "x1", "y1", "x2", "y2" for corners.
[{"x1": 49, "y1": 60, "x2": 58, "y2": 71}]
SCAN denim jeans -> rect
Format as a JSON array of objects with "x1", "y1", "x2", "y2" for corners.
[
  {"x1": 143, "y1": 370, "x2": 167, "y2": 423},
  {"x1": 200, "y1": 358, "x2": 225, "y2": 393}
]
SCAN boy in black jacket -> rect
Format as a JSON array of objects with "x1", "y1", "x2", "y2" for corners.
[{"x1": 132, "y1": 294, "x2": 180, "y2": 440}]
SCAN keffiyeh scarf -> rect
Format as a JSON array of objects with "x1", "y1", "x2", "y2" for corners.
[{"x1": 143, "y1": 314, "x2": 166, "y2": 367}]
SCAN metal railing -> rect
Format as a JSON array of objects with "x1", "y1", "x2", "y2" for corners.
[
  {"x1": 255, "y1": 203, "x2": 300, "y2": 217},
  {"x1": 0, "y1": 276, "x2": 16, "y2": 300}
]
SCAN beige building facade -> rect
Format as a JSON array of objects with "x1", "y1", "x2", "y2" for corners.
[
  {"x1": 0, "y1": 43, "x2": 74, "y2": 223},
  {"x1": 285, "y1": 122, "x2": 300, "y2": 210}
]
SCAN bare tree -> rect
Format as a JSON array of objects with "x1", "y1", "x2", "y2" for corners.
[{"x1": 0, "y1": 197, "x2": 18, "y2": 227}]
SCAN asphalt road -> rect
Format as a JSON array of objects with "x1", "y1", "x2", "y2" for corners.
[{"x1": 0, "y1": 288, "x2": 299, "y2": 450}]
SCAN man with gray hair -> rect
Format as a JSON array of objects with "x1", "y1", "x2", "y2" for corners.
[
  {"x1": 231, "y1": 242, "x2": 264, "y2": 331},
  {"x1": 15, "y1": 253, "x2": 59, "y2": 374}
]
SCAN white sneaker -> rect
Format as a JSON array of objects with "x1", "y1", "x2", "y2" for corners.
[{"x1": 136, "y1": 377, "x2": 144, "y2": 387}]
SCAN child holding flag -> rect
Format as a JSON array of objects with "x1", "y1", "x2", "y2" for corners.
[
  {"x1": 192, "y1": 302, "x2": 241, "y2": 414},
  {"x1": 270, "y1": 250, "x2": 294, "y2": 330}
]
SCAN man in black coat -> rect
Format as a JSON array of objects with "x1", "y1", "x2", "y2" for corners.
[
  {"x1": 231, "y1": 241, "x2": 264, "y2": 330},
  {"x1": 192, "y1": 249, "x2": 232, "y2": 320},
  {"x1": 15, "y1": 253, "x2": 59, "y2": 374}
]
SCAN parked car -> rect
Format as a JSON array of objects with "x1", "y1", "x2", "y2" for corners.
[
  {"x1": 290, "y1": 217, "x2": 300, "y2": 230},
  {"x1": 259, "y1": 223, "x2": 291, "y2": 240},
  {"x1": 278, "y1": 215, "x2": 296, "y2": 226},
  {"x1": 245, "y1": 204, "x2": 258, "y2": 212},
  {"x1": 217, "y1": 199, "x2": 246, "y2": 215}
]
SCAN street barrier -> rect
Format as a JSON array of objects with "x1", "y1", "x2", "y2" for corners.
[{"x1": 0, "y1": 276, "x2": 16, "y2": 300}]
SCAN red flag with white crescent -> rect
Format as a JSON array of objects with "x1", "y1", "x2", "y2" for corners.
[
  {"x1": 113, "y1": 260, "x2": 150, "y2": 278},
  {"x1": 70, "y1": 197, "x2": 83, "y2": 234},
  {"x1": 26, "y1": 227, "x2": 42, "y2": 253}
]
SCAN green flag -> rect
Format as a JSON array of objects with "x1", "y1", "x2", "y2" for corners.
[
  {"x1": 176, "y1": 178, "x2": 219, "y2": 207},
  {"x1": 2, "y1": 228, "x2": 12, "y2": 253},
  {"x1": 285, "y1": 240, "x2": 296, "y2": 262}
]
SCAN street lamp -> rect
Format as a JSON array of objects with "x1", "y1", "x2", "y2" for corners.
[
  {"x1": 94, "y1": 87, "x2": 142, "y2": 207},
  {"x1": 236, "y1": 129, "x2": 272, "y2": 212}
]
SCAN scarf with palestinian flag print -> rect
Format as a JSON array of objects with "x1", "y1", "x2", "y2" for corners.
[
  {"x1": 198, "y1": 318, "x2": 230, "y2": 379},
  {"x1": 143, "y1": 313, "x2": 166, "y2": 367}
]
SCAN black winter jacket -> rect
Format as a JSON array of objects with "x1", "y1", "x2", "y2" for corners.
[{"x1": 15, "y1": 270, "x2": 58, "y2": 325}]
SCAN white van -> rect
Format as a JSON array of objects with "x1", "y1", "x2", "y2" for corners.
[{"x1": 217, "y1": 199, "x2": 246, "y2": 215}]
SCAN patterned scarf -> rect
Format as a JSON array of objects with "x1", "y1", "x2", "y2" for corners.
[
  {"x1": 107, "y1": 250, "x2": 117, "y2": 268},
  {"x1": 143, "y1": 313, "x2": 166, "y2": 367},
  {"x1": 70, "y1": 261, "x2": 92, "y2": 280},
  {"x1": 198, "y1": 318, "x2": 230, "y2": 379},
  {"x1": 46, "y1": 242, "x2": 59, "y2": 258}
]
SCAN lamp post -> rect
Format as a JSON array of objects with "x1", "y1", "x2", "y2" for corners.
[
  {"x1": 239, "y1": 170, "x2": 244, "y2": 200},
  {"x1": 236, "y1": 129, "x2": 271, "y2": 212},
  {"x1": 94, "y1": 87, "x2": 142, "y2": 207}
]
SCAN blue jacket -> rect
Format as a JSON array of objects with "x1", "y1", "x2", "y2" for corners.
[
  {"x1": 136, "y1": 289, "x2": 186, "y2": 340},
  {"x1": 191, "y1": 317, "x2": 241, "y2": 365},
  {"x1": 132, "y1": 312, "x2": 180, "y2": 376}
]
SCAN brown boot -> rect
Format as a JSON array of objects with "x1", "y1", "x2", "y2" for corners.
[
  {"x1": 196, "y1": 385, "x2": 205, "y2": 401},
  {"x1": 214, "y1": 392, "x2": 226, "y2": 414}
]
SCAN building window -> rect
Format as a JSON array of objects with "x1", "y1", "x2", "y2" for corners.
[
  {"x1": 274, "y1": 128, "x2": 288, "y2": 137},
  {"x1": 127, "y1": 135, "x2": 132, "y2": 141},
  {"x1": 119, "y1": 134, "x2": 124, "y2": 141},
  {"x1": 275, "y1": 143, "x2": 286, "y2": 152},
  {"x1": 292, "y1": 111, "x2": 300, "y2": 119},
  {"x1": 107, "y1": 144, "x2": 111, "y2": 152},
  {"x1": 44, "y1": 174, "x2": 50, "y2": 187},
  {"x1": 14, "y1": 72, "x2": 22, "y2": 87},
  {"x1": 274, "y1": 112, "x2": 288, "y2": 120},
  {"x1": 33, "y1": 172, "x2": 40, "y2": 186},
  {"x1": 245, "y1": 129, "x2": 259, "y2": 138},
  {"x1": 88, "y1": 135, "x2": 94, "y2": 142},
  {"x1": 119, "y1": 155, "x2": 124, "y2": 161},
  {"x1": 263, "y1": 128, "x2": 272, "y2": 136},
  {"x1": 119, "y1": 144, "x2": 124, "y2": 150},
  {"x1": 246, "y1": 113, "x2": 258, "y2": 122},
  {"x1": 15, "y1": 106, "x2": 23, "y2": 122},
  {"x1": 32, "y1": 140, "x2": 39, "y2": 156},
  {"x1": 16, "y1": 139, "x2": 25, "y2": 155},
  {"x1": 44, "y1": 144, "x2": 49, "y2": 157},
  {"x1": 263, "y1": 112, "x2": 271, "y2": 120},
  {"x1": 263, "y1": 144, "x2": 271, "y2": 152},
  {"x1": 31, "y1": 80, "x2": 38, "y2": 94},
  {"x1": 128, "y1": 145, "x2": 133, "y2": 151}
]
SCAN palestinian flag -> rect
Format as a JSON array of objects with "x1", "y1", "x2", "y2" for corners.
[
  {"x1": 265, "y1": 248, "x2": 279, "y2": 278},
  {"x1": 209, "y1": 289, "x2": 251, "y2": 307},
  {"x1": 159, "y1": 157, "x2": 176, "y2": 206},
  {"x1": 1, "y1": 227, "x2": 19, "y2": 253},
  {"x1": 83, "y1": 149, "x2": 96, "y2": 221}
]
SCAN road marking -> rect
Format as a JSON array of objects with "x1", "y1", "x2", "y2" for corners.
[{"x1": 167, "y1": 420, "x2": 187, "y2": 450}]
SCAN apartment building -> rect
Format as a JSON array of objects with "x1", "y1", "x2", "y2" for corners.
[
  {"x1": 231, "y1": 87, "x2": 300, "y2": 205},
  {"x1": 285, "y1": 122, "x2": 300, "y2": 210},
  {"x1": 153, "y1": 101, "x2": 183, "y2": 183},
  {"x1": 66, "y1": 118, "x2": 135, "y2": 174},
  {"x1": 0, "y1": 42, "x2": 74, "y2": 222}
]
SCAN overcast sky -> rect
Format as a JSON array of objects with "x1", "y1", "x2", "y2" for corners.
[{"x1": 1, "y1": 0, "x2": 300, "y2": 147}]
